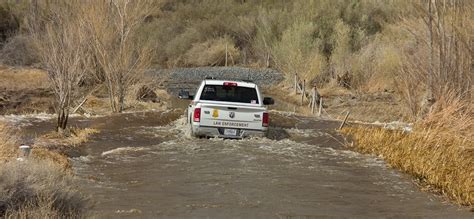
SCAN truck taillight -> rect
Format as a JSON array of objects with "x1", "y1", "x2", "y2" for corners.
[
  {"x1": 262, "y1": 112, "x2": 269, "y2": 127},
  {"x1": 193, "y1": 108, "x2": 201, "y2": 122}
]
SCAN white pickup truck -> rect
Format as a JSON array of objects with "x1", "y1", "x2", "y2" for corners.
[{"x1": 178, "y1": 79, "x2": 274, "y2": 138}]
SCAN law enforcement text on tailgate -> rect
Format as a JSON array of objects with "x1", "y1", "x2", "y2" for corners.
[{"x1": 179, "y1": 79, "x2": 274, "y2": 138}]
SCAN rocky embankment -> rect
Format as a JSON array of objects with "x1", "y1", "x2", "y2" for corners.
[{"x1": 148, "y1": 67, "x2": 284, "y2": 95}]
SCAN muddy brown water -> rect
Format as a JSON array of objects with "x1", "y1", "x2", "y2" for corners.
[{"x1": 3, "y1": 101, "x2": 471, "y2": 218}]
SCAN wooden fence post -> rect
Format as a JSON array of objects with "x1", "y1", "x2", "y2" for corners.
[
  {"x1": 339, "y1": 111, "x2": 350, "y2": 130},
  {"x1": 225, "y1": 43, "x2": 228, "y2": 66}
]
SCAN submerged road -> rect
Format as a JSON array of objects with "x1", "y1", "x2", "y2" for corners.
[
  {"x1": 48, "y1": 109, "x2": 468, "y2": 218},
  {"x1": 4, "y1": 99, "x2": 470, "y2": 218}
]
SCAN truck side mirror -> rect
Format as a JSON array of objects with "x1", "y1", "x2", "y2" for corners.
[
  {"x1": 263, "y1": 97, "x2": 274, "y2": 105},
  {"x1": 178, "y1": 90, "x2": 193, "y2": 99}
]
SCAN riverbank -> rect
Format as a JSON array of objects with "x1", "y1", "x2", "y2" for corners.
[
  {"x1": 0, "y1": 123, "x2": 91, "y2": 217},
  {"x1": 342, "y1": 126, "x2": 473, "y2": 208},
  {"x1": 341, "y1": 97, "x2": 473, "y2": 208}
]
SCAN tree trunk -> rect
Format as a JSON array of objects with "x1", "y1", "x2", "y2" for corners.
[
  {"x1": 428, "y1": 0, "x2": 434, "y2": 100},
  {"x1": 57, "y1": 107, "x2": 69, "y2": 133},
  {"x1": 106, "y1": 78, "x2": 119, "y2": 113},
  {"x1": 118, "y1": 84, "x2": 126, "y2": 113}
]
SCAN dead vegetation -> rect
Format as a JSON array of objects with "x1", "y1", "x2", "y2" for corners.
[
  {"x1": 29, "y1": 1, "x2": 92, "y2": 132},
  {"x1": 84, "y1": 0, "x2": 157, "y2": 113},
  {"x1": 0, "y1": 66, "x2": 52, "y2": 114},
  {"x1": 0, "y1": 160, "x2": 90, "y2": 218},
  {"x1": 1, "y1": 119, "x2": 98, "y2": 170},
  {"x1": 342, "y1": 97, "x2": 473, "y2": 206},
  {"x1": 265, "y1": 84, "x2": 404, "y2": 122},
  {"x1": 31, "y1": 127, "x2": 99, "y2": 171},
  {"x1": 0, "y1": 123, "x2": 19, "y2": 162},
  {"x1": 343, "y1": 126, "x2": 473, "y2": 206},
  {"x1": 0, "y1": 122, "x2": 91, "y2": 217},
  {"x1": 396, "y1": 1, "x2": 473, "y2": 118},
  {"x1": 36, "y1": 127, "x2": 99, "y2": 149},
  {"x1": 0, "y1": 66, "x2": 48, "y2": 90}
]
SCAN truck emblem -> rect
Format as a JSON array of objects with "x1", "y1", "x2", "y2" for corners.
[{"x1": 229, "y1": 112, "x2": 235, "y2": 118}]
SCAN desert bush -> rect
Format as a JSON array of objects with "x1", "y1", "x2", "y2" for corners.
[
  {"x1": 270, "y1": 21, "x2": 322, "y2": 83},
  {"x1": 184, "y1": 35, "x2": 240, "y2": 66},
  {"x1": 251, "y1": 10, "x2": 279, "y2": 68},
  {"x1": 0, "y1": 34, "x2": 38, "y2": 66},
  {"x1": 146, "y1": 0, "x2": 257, "y2": 67},
  {"x1": 396, "y1": 1, "x2": 473, "y2": 118},
  {"x1": 0, "y1": 3, "x2": 18, "y2": 44},
  {"x1": 252, "y1": 0, "x2": 397, "y2": 87},
  {"x1": 349, "y1": 26, "x2": 405, "y2": 91},
  {"x1": 330, "y1": 19, "x2": 353, "y2": 83},
  {"x1": 0, "y1": 160, "x2": 90, "y2": 218}
]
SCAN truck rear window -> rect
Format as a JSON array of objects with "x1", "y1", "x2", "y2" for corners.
[{"x1": 200, "y1": 85, "x2": 259, "y2": 104}]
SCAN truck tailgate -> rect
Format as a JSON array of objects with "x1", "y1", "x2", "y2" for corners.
[{"x1": 199, "y1": 103, "x2": 265, "y2": 130}]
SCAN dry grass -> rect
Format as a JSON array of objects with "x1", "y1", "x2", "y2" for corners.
[
  {"x1": 1, "y1": 122, "x2": 96, "y2": 172},
  {"x1": 0, "y1": 65, "x2": 49, "y2": 90},
  {"x1": 31, "y1": 148, "x2": 71, "y2": 171},
  {"x1": 262, "y1": 85, "x2": 313, "y2": 115},
  {"x1": 0, "y1": 123, "x2": 20, "y2": 163},
  {"x1": 0, "y1": 123, "x2": 90, "y2": 217},
  {"x1": 318, "y1": 83, "x2": 353, "y2": 97},
  {"x1": 82, "y1": 95, "x2": 110, "y2": 114},
  {"x1": 36, "y1": 128, "x2": 99, "y2": 148},
  {"x1": 422, "y1": 91, "x2": 473, "y2": 140},
  {"x1": 124, "y1": 84, "x2": 169, "y2": 111},
  {"x1": 29, "y1": 128, "x2": 99, "y2": 171},
  {"x1": 265, "y1": 84, "x2": 404, "y2": 122},
  {"x1": 184, "y1": 36, "x2": 240, "y2": 66},
  {"x1": 342, "y1": 117, "x2": 473, "y2": 206},
  {"x1": 0, "y1": 160, "x2": 90, "y2": 218},
  {"x1": 81, "y1": 77, "x2": 170, "y2": 114}
]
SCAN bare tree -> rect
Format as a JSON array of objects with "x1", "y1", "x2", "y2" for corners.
[
  {"x1": 29, "y1": 2, "x2": 90, "y2": 132},
  {"x1": 398, "y1": 0, "x2": 473, "y2": 118},
  {"x1": 84, "y1": 0, "x2": 156, "y2": 113}
]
